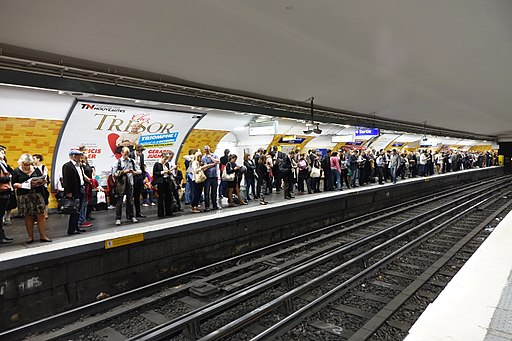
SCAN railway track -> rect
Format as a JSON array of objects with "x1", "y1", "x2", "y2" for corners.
[{"x1": 4, "y1": 175, "x2": 511, "y2": 341}]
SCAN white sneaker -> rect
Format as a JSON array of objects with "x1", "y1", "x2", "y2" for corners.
[
  {"x1": 108, "y1": 205, "x2": 115, "y2": 210},
  {"x1": 115, "y1": 219, "x2": 121, "y2": 226},
  {"x1": 151, "y1": 203, "x2": 156, "y2": 206},
  {"x1": 131, "y1": 217, "x2": 139, "y2": 223},
  {"x1": 142, "y1": 203, "x2": 149, "y2": 207}
]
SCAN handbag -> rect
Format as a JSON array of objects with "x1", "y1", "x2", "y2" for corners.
[
  {"x1": 221, "y1": 169, "x2": 235, "y2": 182},
  {"x1": 310, "y1": 166, "x2": 321, "y2": 178},
  {"x1": 0, "y1": 170, "x2": 12, "y2": 191},
  {"x1": 194, "y1": 170, "x2": 207, "y2": 183},
  {"x1": 97, "y1": 191, "x2": 107, "y2": 204},
  {"x1": 58, "y1": 197, "x2": 80, "y2": 214},
  {"x1": 0, "y1": 182, "x2": 11, "y2": 191}
]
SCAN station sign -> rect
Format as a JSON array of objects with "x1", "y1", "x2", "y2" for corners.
[
  {"x1": 278, "y1": 136, "x2": 306, "y2": 144},
  {"x1": 331, "y1": 135, "x2": 353, "y2": 143},
  {"x1": 345, "y1": 141, "x2": 364, "y2": 146},
  {"x1": 354, "y1": 127, "x2": 380, "y2": 138},
  {"x1": 249, "y1": 121, "x2": 277, "y2": 136}
]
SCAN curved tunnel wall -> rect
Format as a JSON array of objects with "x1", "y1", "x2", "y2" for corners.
[{"x1": 0, "y1": 85, "x2": 499, "y2": 208}]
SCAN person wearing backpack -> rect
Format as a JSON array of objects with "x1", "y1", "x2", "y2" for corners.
[{"x1": 111, "y1": 147, "x2": 139, "y2": 226}]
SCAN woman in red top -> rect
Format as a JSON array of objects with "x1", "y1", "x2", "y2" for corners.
[{"x1": 330, "y1": 151, "x2": 342, "y2": 190}]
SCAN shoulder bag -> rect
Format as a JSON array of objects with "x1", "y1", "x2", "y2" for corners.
[
  {"x1": 310, "y1": 166, "x2": 321, "y2": 178},
  {"x1": 194, "y1": 170, "x2": 207, "y2": 183},
  {"x1": 221, "y1": 164, "x2": 235, "y2": 182}
]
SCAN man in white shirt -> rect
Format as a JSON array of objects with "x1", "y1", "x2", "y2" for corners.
[{"x1": 62, "y1": 149, "x2": 88, "y2": 235}]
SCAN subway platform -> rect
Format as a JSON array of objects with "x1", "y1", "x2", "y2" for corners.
[
  {"x1": 0, "y1": 166, "x2": 502, "y2": 256},
  {"x1": 405, "y1": 192, "x2": 512, "y2": 341},
  {"x1": 0, "y1": 167, "x2": 504, "y2": 331}
]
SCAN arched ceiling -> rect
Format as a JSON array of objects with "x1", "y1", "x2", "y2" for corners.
[{"x1": 0, "y1": 0, "x2": 511, "y2": 137}]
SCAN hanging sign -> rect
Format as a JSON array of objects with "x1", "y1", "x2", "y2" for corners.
[
  {"x1": 354, "y1": 127, "x2": 380, "y2": 138},
  {"x1": 278, "y1": 136, "x2": 306, "y2": 144}
]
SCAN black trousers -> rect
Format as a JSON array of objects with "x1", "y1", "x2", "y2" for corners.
[
  {"x1": 67, "y1": 187, "x2": 85, "y2": 234},
  {"x1": 133, "y1": 175, "x2": 143, "y2": 216},
  {"x1": 170, "y1": 181, "x2": 181, "y2": 210},
  {"x1": 157, "y1": 182, "x2": 173, "y2": 217},
  {"x1": 0, "y1": 192, "x2": 10, "y2": 240},
  {"x1": 377, "y1": 166, "x2": 385, "y2": 184},
  {"x1": 323, "y1": 168, "x2": 332, "y2": 191}
]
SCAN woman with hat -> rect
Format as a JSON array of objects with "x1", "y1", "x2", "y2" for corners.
[
  {"x1": 12, "y1": 153, "x2": 51, "y2": 243},
  {"x1": 0, "y1": 145, "x2": 14, "y2": 244}
]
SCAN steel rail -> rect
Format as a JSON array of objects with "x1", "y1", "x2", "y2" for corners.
[
  {"x1": 3, "y1": 176, "x2": 503, "y2": 340},
  {"x1": 197, "y1": 187, "x2": 509, "y2": 341},
  {"x1": 347, "y1": 197, "x2": 512, "y2": 340},
  {"x1": 130, "y1": 180, "x2": 509, "y2": 340},
  {"x1": 249, "y1": 191, "x2": 511, "y2": 341}
]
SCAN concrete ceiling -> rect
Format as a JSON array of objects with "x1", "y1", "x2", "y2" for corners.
[{"x1": 0, "y1": 0, "x2": 511, "y2": 137}]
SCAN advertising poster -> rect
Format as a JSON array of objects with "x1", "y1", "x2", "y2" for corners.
[{"x1": 53, "y1": 101, "x2": 203, "y2": 188}]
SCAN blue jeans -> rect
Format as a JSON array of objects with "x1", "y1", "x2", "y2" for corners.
[
  {"x1": 185, "y1": 172, "x2": 193, "y2": 204},
  {"x1": 391, "y1": 166, "x2": 398, "y2": 184},
  {"x1": 245, "y1": 175, "x2": 256, "y2": 199},
  {"x1": 78, "y1": 186, "x2": 87, "y2": 224},
  {"x1": 350, "y1": 168, "x2": 359, "y2": 187},
  {"x1": 204, "y1": 177, "x2": 219, "y2": 209},
  {"x1": 331, "y1": 169, "x2": 341, "y2": 190},
  {"x1": 142, "y1": 188, "x2": 154, "y2": 204}
]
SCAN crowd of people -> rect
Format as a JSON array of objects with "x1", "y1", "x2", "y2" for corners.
[{"x1": 0, "y1": 142, "x2": 498, "y2": 245}]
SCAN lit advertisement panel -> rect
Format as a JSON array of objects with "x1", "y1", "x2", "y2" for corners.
[{"x1": 53, "y1": 101, "x2": 203, "y2": 187}]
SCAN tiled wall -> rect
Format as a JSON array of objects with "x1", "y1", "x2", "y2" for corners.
[{"x1": 1, "y1": 116, "x2": 63, "y2": 208}]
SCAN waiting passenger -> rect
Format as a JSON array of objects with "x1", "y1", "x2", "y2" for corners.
[
  {"x1": 297, "y1": 153, "x2": 312, "y2": 194},
  {"x1": 390, "y1": 149, "x2": 400, "y2": 184},
  {"x1": 153, "y1": 152, "x2": 173, "y2": 217},
  {"x1": 310, "y1": 150, "x2": 322, "y2": 193},
  {"x1": 256, "y1": 153, "x2": 270, "y2": 205},
  {"x1": 191, "y1": 151, "x2": 211, "y2": 212},
  {"x1": 281, "y1": 150, "x2": 296, "y2": 199},
  {"x1": 0, "y1": 145, "x2": 14, "y2": 244},
  {"x1": 111, "y1": 147, "x2": 139, "y2": 225},
  {"x1": 202, "y1": 146, "x2": 221, "y2": 210},
  {"x1": 330, "y1": 151, "x2": 341, "y2": 190},
  {"x1": 167, "y1": 151, "x2": 183, "y2": 212},
  {"x1": 62, "y1": 149, "x2": 87, "y2": 235},
  {"x1": 226, "y1": 154, "x2": 247, "y2": 207},
  {"x1": 12, "y1": 153, "x2": 51, "y2": 243},
  {"x1": 32, "y1": 154, "x2": 50, "y2": 219},
  {"x1": 243, "y1": 153, "x2": 257, "y2": 201}
]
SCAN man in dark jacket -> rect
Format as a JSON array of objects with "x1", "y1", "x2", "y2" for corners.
[
  {"x1": 62, "y1": 149, "x2": 86, "y2": 235},
  {"x1": 321, "y1": 149, "x2": 332, "y2": 191},
  {"x1": 281, "y1": 150, "x2": 295, "y2": 199},
  {"x1": 272, "y1": 146, "x2": 285, "y2": 193}
]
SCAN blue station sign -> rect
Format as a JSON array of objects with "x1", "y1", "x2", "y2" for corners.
[{"x1": 354, "y1": 128, "x2": 380, "y2": 137}]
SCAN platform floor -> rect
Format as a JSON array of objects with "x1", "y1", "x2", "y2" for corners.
[
  {"x1": 0, "y1": 167, "x2": 499, "y2": 263},
  {"x1": 405, "y1": 199, "x2": 512, "y2": 340}
]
